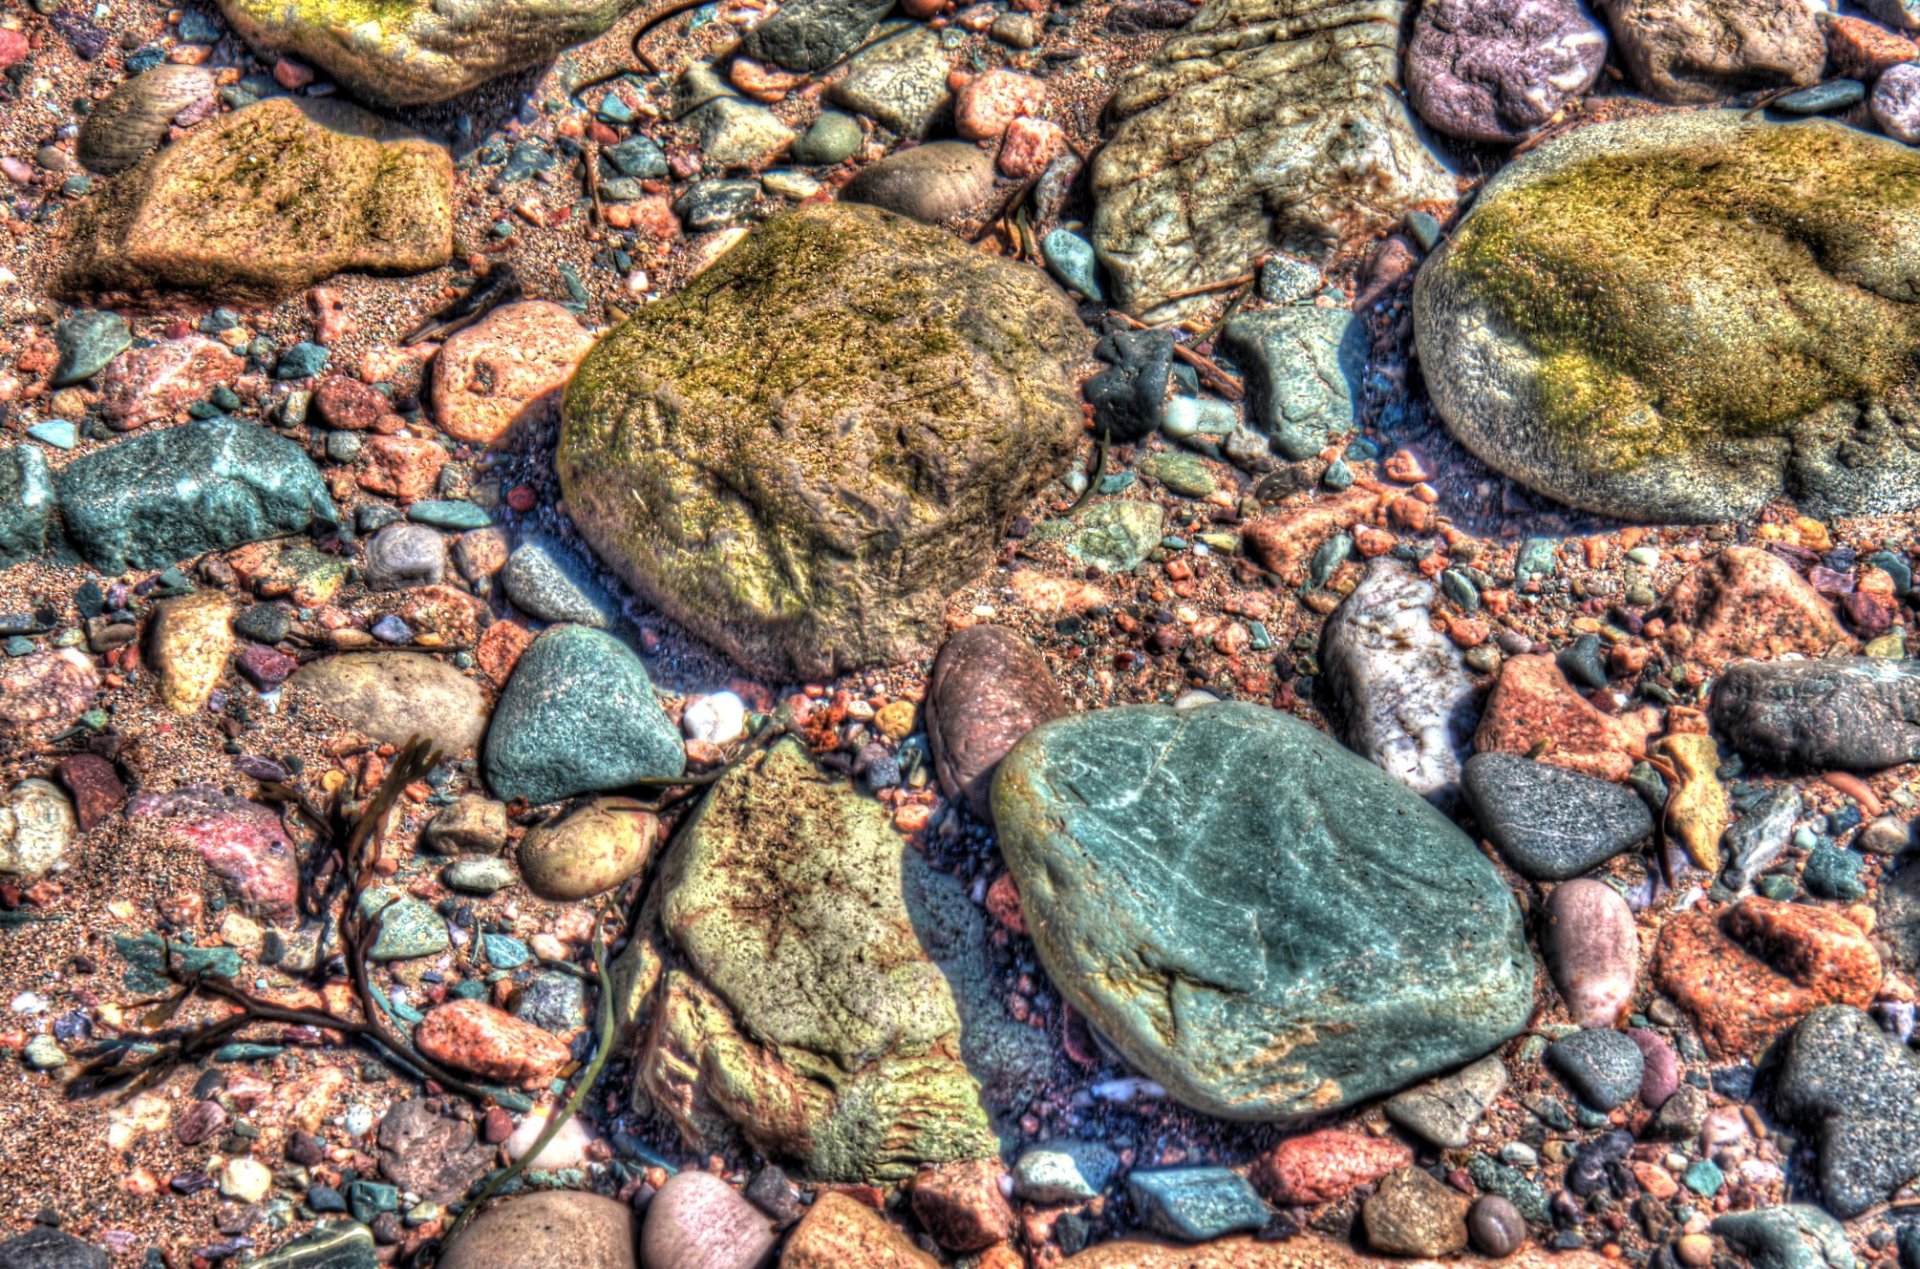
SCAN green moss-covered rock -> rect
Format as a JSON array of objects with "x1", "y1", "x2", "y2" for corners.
[
  {"x1": 634, "y1": 739, "x2": 1016, "y2": 1182},
  {"x1": 993, "y1": 702, "x2": 1534, "y2": 1121},
  {"x1": 558, "y1": 202, "x2": 1089, "y2": 680},
  {"x1": 217, "y1": 0, "x2": 645, "y2": 106},
  {"x1": 1415, "y1": 112, "x2": 1920, "y2": 523},
  {"x1": 62, "y1": 97, "x2": 451, "y2": 303}
]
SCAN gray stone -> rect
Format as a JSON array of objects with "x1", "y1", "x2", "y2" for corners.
[
  {"x1": 695, "y1": 97, "x2": 795, "y2": 169},
  {"x1": 1724, "y1": 786, "x2": 1803, "y2": 892},
  {"x1": 483, "y1": 624, "x2": 684, "y2": 805},
  {"x1": 1460, "y1": 752, "x2": 1652, "y2": 880},
  {"x1": 791, "y1": 111, "x2": 864, "y2": 165},
  {"x1": 502, "y1": 534, "x2": 621, "y2": 629},
  {"x1": 1712, "y1": 658, "x2": 1920, "y2": 772},
  {"x1": 1772, "y1": 1005, "x2": 1920, "y2": 1219},
  {"x1": 1384, "y1": 1054, "x2": 1509, "y2": 1150},
  {"x1": 841, "y1": 141, "x2": 997, "y2": 225},
  {"x1": 0, "y1": 445, "x2": 57, "y2": 570},
  {"x1": 444, "y1": 857, "x2": 517, "y2": 894},
  {"x1": 1090, "y1": 0, "x2": 1455, "y2": 317},
  {"x1": 829, "y1": 25, "x2": 953, "y2": 138},
  {"x1": 1873, "y1": 62, "x2": 1920, "y2": 145},
  {"x1": 1126, "y1": 1168, "x2": 1271, "y2": 1242},
  {"x1": 290, "y1": 652, "x2": 491, "y2": 755},
  {"x1": 1712, "y1": 1206, "x2": 1858, "y2": 1269},
  {"x1": 1040, "y1": 500, "x2": 1164, "y2": 574},
  {"x1": 1319, "y1": 561, "x2": 1477, "y2": 802},
  {"x1": 422, "y1": 794, "x2": 510, "y2": 853},
  {"x1": 1218, "y1": 307, "x2": 1366, "y2": 461},
  {"x1": 363, "y1": 522, "x2": 446, "y2": 591},
  {"x1": 53, "y1": 309, "x2": 131, "y2": 385},
  {"x1": 438, "y1": 1192, "x2": 638, "y2": 1269},
  {"x1": 54, "y1": 417, "x2": 337, "y2": 574},
  {"x1": 1013, "y1": 1142, "x2": 1120, "y2": 1204},
  {"x1": 1042, "y1": 228, "x2": 1103, "y2": 301},
  {"x1": 993, "y1": 702, "x2": 1534, "y2": 1121},
  {"x1": 1405, "y1": 0, "x2": 1607, "y2": 144},
  {"x1": 1545, "y1": 1028, "x2": 1644, "y2": 1110},
  {"x1": 0, "y1": 1229, "x2": 106, "y2": 1269},
  {"x1": 1872, "y1": 0, "x2": 1920, "y2": 31},
  {"x1": 742, "y1": 0, "x2": 894, "y2": 72},
  {"x1": 244, "y1": 1222, "x2": 376, "y2": 1269},
  {"x1": 359, "y1": 888, "x2": 449, "y2": 960}
]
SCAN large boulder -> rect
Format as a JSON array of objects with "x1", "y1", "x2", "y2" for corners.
[
  {"x1": 1414, "y1": 112, "x2": 1920, "y2": 523},
  {"x1": 558, "y1": 203, "x2": 1088, "y2": 679},
  {"x1": 1091, "y1": 0, "x2": 1455, "y2": 317},
  {"x1": 217, "y1": 0, "x2": 646, "y2": 106},
  {"x1": 1595, "y1": 0, "x2": 1825, "y2": 104},
  {"x1": 62, "y1": 97, "x2": 452, "y2": 303},
  {"x1": 992, "y1": 702, "x2": 1534, "y2": 1121}
]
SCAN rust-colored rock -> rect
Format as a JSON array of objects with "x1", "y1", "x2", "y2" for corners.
[
  {"x1": 1652, "y1": 897, "x2": 1882, "y2": 1061},
  {"x1": 1472, "y1": 654, "x2": 1661, "y2": 781},
  {"x1": 98, "y1": 337, "x2": 243, "y2": 431},
  {"x1": 57, "y1": 753, "x2": 125, "y2": 831},
  {"x1": 1251, "y1": 1129, "x2": 1412, "y2": 1206},
  {"x1": 357, "y1": 433, "x2": 447, "y2": 503},
  {"x1": 780, "y1": 1192, "x2": 937, "y2": 1269},
  {"x1": 927, "y1": 624, "x2": 1065, "y2": 820},
  {"x1": 432, "y1": 301, "x2": 593, "y2": 448},
  {"x1": 909, "y1": 1159, "x2": 1015, "y2": 1253},
  {"x1": 1663, "y1": 547, "x2": 1855, "y2": 668},
  {"x1": 415, "y1": 1000, "x2": 571, "y2": 1089},
  {"x1": 1242, "y1": 490, "x2": 1381, "y2": 586},
  {"x1": 315, "y1": 374, "x2": 404, "y2": 433},
  {"x1": 1827, "y1": 14, "x2": 1916, "y2": 82}
]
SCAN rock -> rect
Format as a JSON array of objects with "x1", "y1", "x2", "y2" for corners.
[
  {"x1": 1468, "y1": 1194, "x2": 1528, "y2": 1258},
  {"x1": 993, "y1": 702, "x2": 1533, "y2": 1120},
  {"x1": 639, "y1": 1170, "x2": 777, "y2": 1269},
  {"x1": 1043, "y1": 228, "x2": 1103, "y2": 300},
  {"x1": 1128, "y1": 1169, "x2": 1272, "y2": 1242},
  {"x1": 356, "y1": 433, "x2": 448, "y2": 503},
  {"x1": 1653, "y1": 732, "x2": 1728, "y2": 872},
  {"x1": 57, "y1": 753, "x2": 125, "y2": 832},
  {"x1": 483, "y1": 624, "x2": 684, "y2": 805},
  {"x1": 1056, "y1": 1238, "x2": 1611, "y2": 1268},
  {"x1": 1873, "y1": 62, "x2": 1920, "y2": 144},
  {"x1": 63, "y1": 97, "x2": 452, "y2": 302},
  {"x1": 781, "y1": 1192, "x2": 937, "y2": 1269},
  {"x1": 438, "y1": 1191, "x2": 638, "y2": 1269},
  {"x1": 558, "y1": 203, "x2": 1087, "y2": 680},
  {"x1": 1044, "y1": 499, "x2": 1165, "y2": 574},
  {"x1": 792, "y1": 110, "x2": 864, "y2": 164},
  {"x1": 501, "y1": 535, "x2": 620, "y2": 628},
  {"x1": 637, "y1": 739, "x2": 1017, "y2": 1180},
  {"x1": 359, "y1": 887, "x2": 448, "y2": 960},
  {"x1": 1461, "y1": 753, "x2": 1652, "y2": 880},
  {"x1": 291, "y1": 652, "x2": 490, "y2": 754},
  {"x1": 130, "y1": 784, "x2": 301, "y2": 924},
  {"x1": 742, "y1": 0, "x2": 893, "y2": 71},
  {"x1": 1630, "y1": 1027, "x2": 1680, "y2": 1108},
  {"x1": 1652, "y1": 896, "x2": 1882, "y2": 1060},
  {"x1": 696, "y1": 97, "x2": 795, "y2": 169},
  {"x1": 1545, "y1": 1027, "x2": 1644, "y2": 1110},
  {"x1": 1711, "y1": 1206, "x2": 1856, "y2": 1269},
  {"x1": 1219, "y1": 307, "x2": 1364, "y2": 462},
  {"x1": 432, "y1": 301, "x2": 592, "y2": 448},
  {"x1": 1829, "y1": 15, "x2": 1917, "y2": 82},
  {"x1": 1405, "y1": 0, "x2": 1607, "y2": 144},
  {"x1": 1724, "y1": 785, "x2": 1803, "y2": 892},
  {"x1": 52, "y1": 310, "x2": 130, "y2": 386},
  {"x1": 829, "y1": 26, "x2": 953, "y2": 138},
  {"x1": 908, "y1": 1158, "x2": 1016, "y2": 1253},
  {"x1": 925, "y1": 625, "x2": 1065, "y2": 821},
  {"x1": 0, "y1": 650, "x2": 99, "y2": 741},
  {"x1": 1542, "y1": 879, "x2": 1637, "y2": 1028},
  {"x1": 1013, "y1": 1141, "x2": 1120, "y2": 1204},
  {"x1": 0, "y1": 1229, "x2": 107, "y2": 1269},
  {"x1": 1383, "y1": 1054, "x2": 1509, "y2": 1150},
  {"x1": 97, "y1": 336, "x2": 243, "y2": 432},
  {"x1": 1666, "y1": 548, "x2": 1853, "y2": 667},
  {"x1": 1252, "y1": 1130, "x2": 1412, "y2": 1206},
  {"x1": 362, "y1": 522, "x2": 446, "y2": 592},
  {"x1": 840, "y1": 141, "x2": 998, "y2": 224},
  {"x1": 246, "y1": 1223, "x2": 377, "y2": 1269},
  {"x1": 1712, "y1": 658, "x2": 1920, "y2": 772},
  {"x1": 1772, "y1": 1005, "x2": 1920, "y2": 1217},
  {"x1": 218, "y1": 0, "x2": 645, "y2": 106},
  {"x1": 76, "y1": 64, "x2": 218, "y2": 174},
  {"x1": 955, "y1": 70, "x2": 1046, "y2": 141},
  {"x1": 1091, "y1": 0, "x2": 1454, "y2": 317},
  {"x1": 54, "y1": 417, "x2": 337, "y2": 575},
  {"x1": 376, "y1": 1099, "x2": 494, "y2": 1204},
  {"x1": 1318, "y1": 561, "x2": 1476, "y2": 802},
  {"x1": 1085, "y1": 327, "x2": 1177, "y2": 441},
  {"x1": 445, "y1": 857, "x2": 517, "y2": 894},
  {"x1": 0, "y1": 446, "x2": 57, "y2": 571},
  {"x1": 423, "y1": 794, "x2": 510, "y2": 853},
  {"x1": 0, "y1": 780, "x2": 78, "y2": 881},
  {"x1": 149, "y1": 590, "x2": 233, "y2": 714},
  {"x1": 1415, "y1": 113, "x2": 1920, "y2": 523},
  {"x1": 1363, "y1": 1166, "x2": 1469, "y2": 1257},
  {"x1": 518, "y1": 798, "x2": 660, "y2": 901},
  {"x1": 1473, "y1": 654, "x2": 1661, "y2": 782},
  {"x1": 1596, "y1": 0, "x2": 1824, "y2": 103},
  {"x1": 415, "y1": 1000, "x2": 571, "y2": 1090}
]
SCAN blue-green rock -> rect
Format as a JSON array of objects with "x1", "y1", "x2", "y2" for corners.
[
  {"x1": 1546, "y1": 1027, "x2": 1644, "y2": 1110},
  {"x1": 1043, "y1": 228, "x2": 1104, "y2": 301},
  {"x1": 483, "y1": 624, "x2": 684, "y2": 805},
  {"x1": 1126, "y1": 1168, "x2": 1270, "y2": 1242},
  {"x1": 54, "y1": 418, "x2": 336, "y2": 574},
  {"x1": 992, "y1": 701, "x2": 1534, "y2": 1120},
  {"x1": 1219, "y1": 307, "x2": 1365, "y2": 461},
  {"x1": 53, "y1": 309, "x2": 131, "y2": 385},
  {"x1": 358, "y1": 888, "x2": 449, "y2": 961},
  {"x1": 406, "y1": 500, "x2": 492, "y2": 530},
  {"x1": 1712, "y1": 1206, "x2": 1856, "y2": 1269},
  {"x1": 247, "y1": 1221, "x2": 377, "y2": 1269},
  {"x1": 1043, "y1": 500, "x2": 1164, "y2": 574},
  {"x1": 0, "y1": 446, "x2": 57, "y2": 570}
]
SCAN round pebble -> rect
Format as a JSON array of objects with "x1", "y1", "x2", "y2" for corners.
[{"x1": 1467, "y1": 1194, "x2": 1526, "y2": 1258}]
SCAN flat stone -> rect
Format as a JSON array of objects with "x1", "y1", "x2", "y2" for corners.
[
  {"x1": 640, "y1": 1171, "x2": 776, "y2": 1269},
  {"x1": 358, "y1": 887, "x2": 449, "y2": 960},
  {"x1": 415, "y1": 1000, "x2": 571, "y2": 1091},
  {"x1": 908, "y1": 1158, "x2": 1015, "y2": 1253},
  {"x1": 54, "y1": 417, "x2": 337, "y2": 574},
  {"x1": 0, "y1": 1229, "x2": 107, "y2": 1269},
  {"x1": 483, "y1": 624, "x2": 684, "y2": 805},
  {"x1": 1056, "y1": 1236, "x2": 1610, "y2": 1268},
  {"x1": 1013, "y1": 1141, "x2": 1120, "y2": 1204},
  {"x1": 1363, "y1": 1166, "x2": 1469, "y2": 1257},
  {"x1": 1772, "y1": 1005, "x2": 1920, "y2": 1218},
  {"x1": 829, "y1": 26, "x2": 953, "y2": 137},
  {"x1": 98, "y1": 336, "x2": 244, "y2": 432},
  {"x1": 502, "y1": 534, "x2": 621, "y2": 628},
  {"x1": 1711, "y1": 1206, "x2": 1856, "y2": 1269},
  {"x1": 926, "y1": 624, "x2": 1066, "y2": 820},
  {"x1": 0, "y1": 445, "x2": 57, "y2": 570},
  {"x1": 0, "y1": 779, "x2": 78, "y2": 882},
  {"x1": 841, "y1": 141, "x2": 997, "y2": 225},
  {"x1": 1724, "y1": 785, "x2": 1803, "y2": 892},
  {"x1": 149, "y1": 589, "x2": 234, "y2": 714},
  {"x1": 1319, "y1": 561, "x2": 1476, "y2": 802},
  {"x1": 1042, "y1": 500, "x2": 1164, "y2": 574},
  {"x1": 1383, "y1": 1054, "x2": 1509, "y2": 1150},
  {"x1": 743, "y1": 0, "x2": 894, "y2": 71},
  {"x1": 1545, "y1": 1027, "x2": 1644, "y2": 1110},
  {"x1": 1668, "y1": 548, "x2": 1854, "y2": 667},
  {"x1": 1873, "y1": 62, "x2": 1920, "y2": 144},
  {"x1": 1127, "y1": 1168, "x2": 1272, "y2": 1242},
  {"x1": 444, "y1": 857, "x2": 517, "y2": 894},
  {"x1": 53, "y1": 309, "x2": 130, "y2": 385},
  {"x1": 363, "y1": 522, "x2": 447, "y2": 591},
  {"x1": 993, "y1": 702, "x2": 1534, "y2": 1120},
  {"x1": 1473, "y1": 653, "x2": 1661, "y2": 782},
  {"x1": 437, "y1": 1191, "x2": 638, "y2": 1269},
  {"x1": 290, "y1": 652, "x2": 490, "y2": 755},
  {"x1": 1461, "y1": 752, "x2": 1652, "y2": 880},
  {"x1": 377, "y1": 1099, "x2": 494, "y2": 1205},
  {"x1": 792, "y1": 110, "x2": 864, "y2": 164},
  {"x1": 1251, "y1": 1130, "x2": 1412, "y2": 1206},
  {"x1": 1219, "y1": 303, "x2": 1366, "y2": 462},
  {"x1": 76, "y1": 65, "x2": 218, "y2": 175},
  {"x1": 1712, "y1": 658, "x2": 1920, "y2": 772},
  {"x1": 245, "y1": 1223, "x2": 376, "y2": 1269},
  {"x1": 1598, "y1": 0, "x2": 1824, "y2": 104},
  {"x1": 432, "y1": 301, "x2": 592, "y2": 448},
  {"x1": 517, "y1": 798, "x2": 660, "y2": 901},
  {"x1": 1406, "y1": 0, "x2": 1607, "y2": 144},
  {"x1": 781, "y1": 1192, "x2": 937, "y2": 1269}
]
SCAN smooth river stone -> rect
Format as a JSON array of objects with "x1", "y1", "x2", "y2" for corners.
[
  {"x1": 1710, "y1": 657, "x2": 1920, "y2": 772},
  {"x1": 926, "y1": 624, "x2": 1065, "y2": 821},
  {"x1": 1542, "y1": 879, "x2": 1636, "y2": 1028},
  {"x1": 992, "y1": 702, "x2": 1534, "y2": 1120}
]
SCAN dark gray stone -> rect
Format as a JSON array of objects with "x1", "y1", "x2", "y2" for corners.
[
  {"x1": 1460, "y1": 752, "x2": 1652, "y2": 880},
  {"x1": 1084, "y1": 327, "x2": 1175, "y2": 442},
  {"x1": 1405, "y1": 0, "x2": 1607, "y2": 144},
  {"x1": 1772, "y1": 1005, "x2": 1920, "y2": 1219},
  {"x1": 0, "y1": 1229, "x2": 106, "y2": 1269},
  {"x1": 741, "y1": 0, "x2": 894, "y2": 72},
  {"x1": 377, "y1": 1099, "x2": 493, "y2": 1204},
  {"x1": 53, "y1": 309, "x2": 130, "y2": 385},
  {"x1": 1712, "y1": 658, "x2": 1920, "y2": 772},
  {"x1": 1545, "y1": 1028, "x2": 1644, "y2": 1110},
  {"x1": 0, "y1": 445, "x2": 57, "y2": 570},
  {"x1": 1127, "y1": 1168, "x2": 1271, "y2": 1242}
]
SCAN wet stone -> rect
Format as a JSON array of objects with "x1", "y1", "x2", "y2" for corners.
[{"x1": 1126, "y1": 1168, "x2": 1271, "y2": 1242}]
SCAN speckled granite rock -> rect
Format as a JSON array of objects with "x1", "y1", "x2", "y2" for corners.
[
  {"x1": 1772, "y1": 1006, "x2": 1920, "y2": 1218},
  {"x1": 0, "y1": 445, "x2": 56, "y2": 570},
  {"x1": 1405, "y1": 0, "x2": 1607, "y2": 144},
  {"x1": 1711, "y1": 658, "x2": 1920, "y2": 772}
]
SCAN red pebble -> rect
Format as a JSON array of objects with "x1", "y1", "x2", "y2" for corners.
[{"x1": 506, "y1": 485, "x2": 536, "y2": 512}]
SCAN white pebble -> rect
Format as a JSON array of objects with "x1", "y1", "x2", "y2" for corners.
[
  {"x1": 506, "y1": 1108, "x2": 598, "y2": 1170},
  {"x1": 219, "y1": 1157, "x2": 273, "y2": 1203},
  {"x1": 682, "y1": 691, "x2": 747, "y2": 745}
]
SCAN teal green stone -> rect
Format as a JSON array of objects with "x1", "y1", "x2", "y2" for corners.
[
  {"x1": 992, "y1": 702, "x2": 1533, "y2": 1121},
  {"x1": 483, "y1": 624, "x2": 684, "y2": 805},
  {"x1": 407, "y1": 500, "x2": 493, "y2": 529},
  {"x1": 1711, "y1": 1206, "x2": 1856, "y2": 1269},
  {"x1": 54, "y1": 418, "x2": 336, "y2": 574},
  {"x1": 1516, "y1": 537, "x2": 1558, "y2": 580},
  {"x1": 1467, "y1": 1153, "x2": 1550, "y2": 1223},
  {"x1": 248, "y1": 1222, "x2": 378, "y2": 1269},
  {"x1": 1803, "y1": 843, "x2": 1867, "y2": 901},
  {"x1": 0, "y1": 445, "x2": 57, "y2": 570},
  {"x1": 53, "y1": 309, "x2": 131, "y2": 385},
  {"x1": 1127, "y1": 1168, "x2": 1270, "y2": 1242},
  {"x1": 114, "y1": 932, "x2": 241, "y2": 993},
  {"x1": 1218, "y1": 307, "x2": 1365, "y2": 461},
  {"x1": 358, "y1": 888, "x2": 450, "y2": 961}
]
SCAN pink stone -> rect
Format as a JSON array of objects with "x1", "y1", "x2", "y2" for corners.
[
  {"x1": 96, "y1": 337, "x2": 242, "y2": 432},
  {"x1": 431, "y1": 301, "x2": 594, "y2": 448},
  {"x1": 1253, "y1": 1129, "x2": 1413, "y2": 1205},
  {"x1": 1628, "y1": 1027, "x2": 1679, "y2": 1108},
  {"x1": 131, "y1": 785, "x2": 300, "y2": 925},
  {"x1": 0, "y1": 29, "x2": 29, "y2": 71},
  {"x1": 997, "y1": 116, "x2": 1065, "y2": 180},
  {"x1": 1542, "y1": 878, "x2": 1637, "y2": 1028},
  {"x1": 236, "y1": 643, "x2": 298, "y2": 689},
  {"x1": 415, "y1": 1000, "x2": 571, "y2": 1090},
  {"x1": 955, "y1": 69, "x2": 1048, "y2": 141}
]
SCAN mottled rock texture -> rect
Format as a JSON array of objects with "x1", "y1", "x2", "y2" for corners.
[
  {"x1": 1596, "y1": 0, "x2": 1824, "y2": 104},
  {"x1": 1405, "y1": 0, "x2": 1607, "y2": 144},
  {"x1": 1711, "y1": 658, "x2": 1920, "y2": 772}
]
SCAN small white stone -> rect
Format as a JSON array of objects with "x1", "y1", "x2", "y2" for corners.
[
  {"x1": 682, "y1": 691, "x2": 747, "y2": 745},
  {"x1": 0, "y1": 778, "x2": 77, "y2": 880},
  {"x1": 506, "y1": 1107, "x2": 598, "y2": 1170},
  {"x1": 219, "y1": 1156, "x2": 273, "y2": 1203}
]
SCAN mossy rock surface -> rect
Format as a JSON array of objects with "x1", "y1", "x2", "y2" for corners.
[
  {"x1": 558, "y1": 202, "x2": 1089, "y2": 679},
  {"x1": 217, "y1": 0, "x2": 644, "y2": 106},
  {"x1": 1414, "y1": 111, "x2": 1920, "y2": 523},
  {"x1": 61, "y1": 97, "x2": 451, "y2": 303}
]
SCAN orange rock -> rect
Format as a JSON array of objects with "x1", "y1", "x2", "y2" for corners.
[
  {"x1": 782, "y1": 1192, "x2": 939, "y2": 1269},
  {"x1": 997, "y1": 115, "x2": 1066, "y2": 180},
  {"x1": 414, "y1": 1000, "x2": 570, "y2": 1090},
  {"x1": 433, "y1": 301, "x2": 594, "y2": 448},
  {"x1": 1663, "y1": 547, "x2": 1854, "y2": 668},
  {"x1": 1009, "y1": 570, "x2": 1108, "y2": 616},
  {"x1": 909, "y1": 1159, "x2": 1015, "y2": 1253},
  {"x1": 1652, "y1": 897, "x2": 1882, "y2": 1062},
  {"x1": 1242, "y1": 490, "x2": 1381, "y2": 585},
  {"x1": 1827, "y1": 14, "x2": 1917, "y2": 81},
  {"x1": 356, "y1": 433, "x2": 447, "y2": 503},
  {"x1": 1472, "y1": 654, "x2": 1661, "y2": 781},
  {"x1": 1252, "y1": 1129, "x2": 1412, "y2": 1205},
  {"x1": 476, "y1": 619, "x2": 533, "y2": 687}
]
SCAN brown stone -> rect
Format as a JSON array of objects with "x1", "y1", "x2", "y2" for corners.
[
  {"x1": 1058, "y1": 1235, "x2": 1610, "y2": 1267},
  {"x1": 1597, "y1": 0, "x2": 1825, "y2": 104},
  {"x1": 56, "y1": 753, "x2": 124, "y2": 831},
  {"x1": 1362, "y1": 1166, "x2": 1470, "y2": 1257},
  {"x1": 97, "y1": 337, "x2": 243, "y2": 431},
  {"x1": 1663, "y1": 547, "x2": 1855, "y2": 668},
  {"x1": 908, "y1": 1159, "x2": 1015, "y2": 1253},
  {"x1": 357, "y1": 433, "x2": 448, "y2": 502},
  {"x1": 148, "y1": 590, "x2": 234, "y2": 715},
  {"x1": 927, "y1": 625, "x2": 1065, "y2": 821},
  {"x1": 414, "y1": 999, "x2": 572, "y2": 1089},
  {"x1": 1828, "y1": 14, "x2": 1918, "y2": 81},
  {"x1": 432, "y1": 301, "x2": 593, "y2": 448},
  {"x1": 315, "y1": 374, "x2": 403, "y2": 432},
  {"x1": 780, "y1": 1193, "x2": 937, "y2": 1269},
  {"x1": 1472, "y1": 654, "x2": 1662, "y2": 781},
  {"x1": 1652, "y1": 897, "x2": 1882, "y2": 1061},
  {"x1": 1252, "y1": 1129, "x2": 1413, "y2": 1206},
  {"x1": 439, "y1": 1191, "x2": 638, "y2": 1269}
]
